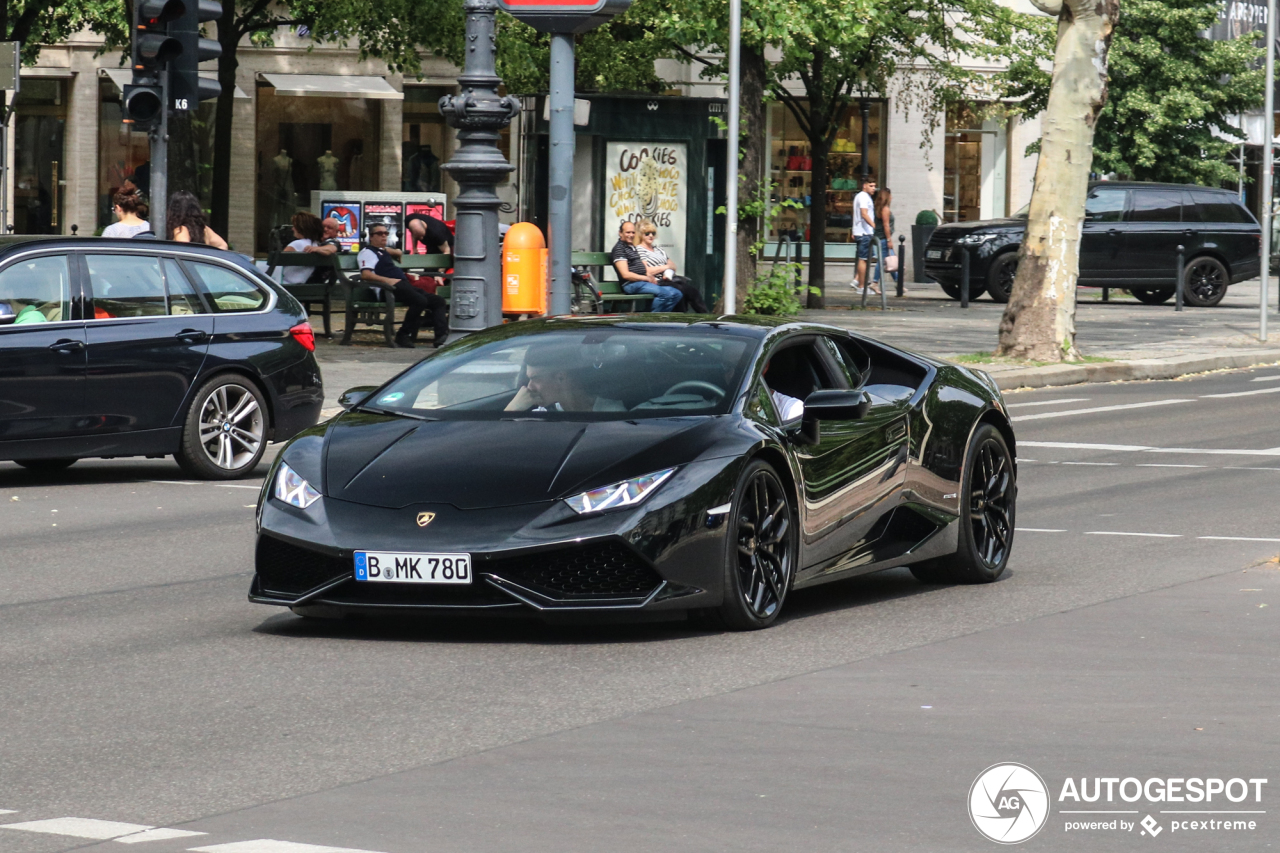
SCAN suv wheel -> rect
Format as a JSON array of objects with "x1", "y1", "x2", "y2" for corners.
[
  {"x1": 985, "y1": 253, "x2": 1017, "y2": 303},
  {"x1": 1182, "y1": 257, "x2": 1228, "y2": 307},
  {"x1": 938, "y1": 280, "x2": 988, "y2": 301},
  {"x1": 175, "y1": 374, "x2": 268, "y2": 480}
]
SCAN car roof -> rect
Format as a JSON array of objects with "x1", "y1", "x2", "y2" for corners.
[
  {"x1": 502, "y1": 314, "x2": 853, "y2": 341},
  {"x1": 0, "y1": 235, "x2": 258, "y2": 267},
  {"x1": 1088, "y1": 180, "x2": 1235, "y2": 194}
]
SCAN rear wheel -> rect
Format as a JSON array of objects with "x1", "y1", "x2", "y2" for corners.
[
  {"x1": 985, "y1": 253, "x2": 1017, "y2": 303},
  {"x1": 1182, "y1": 256, "x2": 1228, "y2": 307},
  {"x1": 1131, "y1": 288, "x2": 1174, "y2": 305},
  {"x1": 910, "y1": 424, "x2": 1015, "y2": 584},
  {"x1": 15, "y1": 458, "x2": 77, "y2": 472},
  {"x1": 175, "y1": 374, "x2": 268, "y2": 480},
  {"x1": 938, "y1": 280, "x2": 988, "y2": 301},
  {"x1": 704, "y1": 460, "x2": 796, "y2": 630}
]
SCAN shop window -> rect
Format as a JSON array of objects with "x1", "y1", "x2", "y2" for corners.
[
  {"x1": 768, "y1": 99, "x2": 884, "y2": 248},
  {"x1": 256, "y1": 87, "x2": 381, "y2": 252},
  {"x1": 402, "y1": 86, "x2": 450, "y2": 192},
  {"x1": 944, "y1": 104, "x2": 1009, "y2": 223},
  {"x1": 13, "y1": 79, "x2": 66, "y2": 235}
]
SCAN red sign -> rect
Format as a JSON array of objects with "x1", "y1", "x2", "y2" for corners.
[{"x1": 497, "y1": 0, "x2": 631, "y2": 33}]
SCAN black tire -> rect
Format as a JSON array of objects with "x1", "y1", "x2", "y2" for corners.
[
  {"x1": 1182, "y1": 256, "x2": 1228, "y2": 307},
  {"x1": 909, "y1": 424, "x2": 1015, "y2": 584},
  {"x1": 703, "y1": 460, "x2": 797, "y2": 630},
  {"x1": 985, "y1": 253, "x2": 1017, "y2": 303},
  {"x1": 15, "y1": 458, "x2": 77, "y2": 472},
  {"x1": 938, "y1": 280, "x2": 988, "y2": 301},
  {"x1": 175, "y1": 374, "x2": 269, "y2": 480},
  {"x1": 1132, "y1": 288, "x2": 1174, "y2": 305}
]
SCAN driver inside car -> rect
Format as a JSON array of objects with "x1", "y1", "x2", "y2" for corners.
[
  {"x1": 505, "y1": 342, "x2": 626, "y2": 413},
  {"x1": 762, "y1": 361, "x2": 804, "y2": 423}
]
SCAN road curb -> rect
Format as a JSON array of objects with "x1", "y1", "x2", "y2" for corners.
[{"x1": 983, "y1": 350, "x2": 1280, "y2": 391}]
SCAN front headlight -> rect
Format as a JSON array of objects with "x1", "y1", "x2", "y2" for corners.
[
  {"x1": 955, "y1": 232, "x2": 998, "y2": 246},
  {"x1": 273, "y1": 461, "x2": 321, "y2": 509},
  {"x1": 565, "y1": 468, "x2": 676, "y2": 515}
]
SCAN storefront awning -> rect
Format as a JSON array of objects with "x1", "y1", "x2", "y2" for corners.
[
  {"x1": 257, "y1": 73, "x2": 401, "y2": 100},
  {"x1": 99, "y1": 68, "x2": 248, "y2": 99}
]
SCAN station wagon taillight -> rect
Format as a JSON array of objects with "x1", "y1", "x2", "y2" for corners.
[{"x1": 289, "y1": 322, "x2": 315, "y2": 352}]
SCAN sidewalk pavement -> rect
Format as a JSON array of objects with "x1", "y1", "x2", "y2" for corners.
[{"x1": 309, "y1": 276, "x2": 1280, "y2": 414}]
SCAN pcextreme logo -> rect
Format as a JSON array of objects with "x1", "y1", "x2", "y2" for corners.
[{"x1": 969, "y1": 764, "x2": 1269, "y2": 844}]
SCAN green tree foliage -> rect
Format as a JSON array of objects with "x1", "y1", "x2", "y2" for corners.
[
  {"x1": 2, "y1": 1, "x2": 128, "y2": 62},
  {"x1": 1091, "y1": 0, "x2": 1264, "y2": 185}
]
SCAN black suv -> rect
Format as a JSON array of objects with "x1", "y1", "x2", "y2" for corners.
[
  {"x1": 923, "y1": 182, "x2": 1261, "y2": 307},
  {"x1": 0, "y1": 237, "x2": 323, "y2": 478}
]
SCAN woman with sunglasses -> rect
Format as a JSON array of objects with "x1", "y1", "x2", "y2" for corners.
[{"x1": 634, "y1": 221, "x2": 708, "y2": 313}]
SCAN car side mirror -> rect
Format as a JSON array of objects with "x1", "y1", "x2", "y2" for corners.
[
  {"x1": 338, "y1": 386, "x2": 378, "y2": 411},
  {"x1": 804, "y1": 389, "x2": 871, "y2": 421}
]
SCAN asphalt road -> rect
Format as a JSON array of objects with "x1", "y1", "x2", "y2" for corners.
[{"x1": 1, "y1": 366, "x2": 1278, "y2": 852}]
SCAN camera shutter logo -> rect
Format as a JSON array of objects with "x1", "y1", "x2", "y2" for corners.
[{"x1": 969, "y1": 763, "x2": 1050, "y2": 844}]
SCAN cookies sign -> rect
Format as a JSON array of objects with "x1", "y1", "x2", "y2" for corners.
[{"x1": 605, "y1": 141, "x2": 687, "y2": 271}]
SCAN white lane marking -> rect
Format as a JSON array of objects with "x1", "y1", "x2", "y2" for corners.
[
  {"x1": 1250, "y1": 375, "x2": 1280, "y2": 382},
  {"x1": 1019, "y1": 441, "x2": 1153, "y2": 452},
  {"x1": 118, "y1": 828, "x2": 208, "y2": 843},
  {"x1": 1145, "y1": 447, "x2": 1280, "y2": 456},
  {"x1": 1085, "y1": 531, "x2": 1181, "y2": 538},
  {"x1": 1016, "y1": 457, "x2": 1037, "y2": 462},
  {"x1": 1019, "y1": 440, "x2": 1280, "y2": 457},
  {"x1": 1223, "y1": 466, "x2": 1280, "y2": 471},
  {"x1": 0, "y1": 810, "x2": 15, "y2": 815},
  {"x1": 1136, "y1": 464, "x2": 1206, "y2": 469},
  {"x1": 1, "y1": 818, "x2": 152, "y2": 839},
  {"x1": 1015, "y1": 528, "x2": 1067, "y2": 533},
  {"x1": 145, "y1": 480, "x2": 203, "y2": 486},
  {"x1": 1061, "y1": 461, "x2": 1118, "y2": 466},
  {"x1": 1004, "y1": 397, "x2": 1090, "y2": 409},
  {"x1": 1013, "y1": 399, "x2": 1194, "y2": 422},
  {"x1": 1198, "y1": 536, "x2": 1280, "y2": 543},
  {"x1": 1201, "y1": 386, "x2": 1280, "y2": 398},
  {"x1": 191, "y1": 841, "x2": 388, "y2": 853},
  {"x1": 215, "y1": 484, "x2": 262, "y2": 490}
]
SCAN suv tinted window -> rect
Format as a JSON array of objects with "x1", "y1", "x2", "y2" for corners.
[
  {"x1": 1085, "y1": 187, "x2": 1127, "y2": 222},
  {"x1": 1129, "y1": 190, "x2": 1181, "y2": 223},
  {"x1": 0, "y1": 255, "x2": 71, "y2": 324},
  {"x1": 186, "y1": 262, "x2": 268, "y2": 313},
  {"x1": 1191, "y1": 190, "x2": 1252, "y2": 224}
]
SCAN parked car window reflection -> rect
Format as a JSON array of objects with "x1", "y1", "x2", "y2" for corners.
[
  {"x1": 1085, "y1": 188, "x2": 1127, "y2": 222},
  {"x1": 186, "y1": 262, "x2": 267, "y2": 313},
  {"x1": 1129, "y1": 190, "x2": 1181, "y2": 223},
  {"x1": 0, "y1": 254, "x2": 71, "y2": 325},
  {"x1": 163, "y1": 259, "x2": 206, "y2": 315},
  {"x1": 86, "y1": 254, "x2": 169, "y2": 319},
  {"x1": 1191, "y1": 190, "x2": 1252, "y2": 224}
]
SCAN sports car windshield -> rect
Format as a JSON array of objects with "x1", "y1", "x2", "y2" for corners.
[{"x1": 365, "y1": 329, "x2": 756, "y2": 420}]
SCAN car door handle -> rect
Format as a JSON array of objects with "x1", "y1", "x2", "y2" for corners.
[
  {"x1": 1107, "y1": 229, "x2": 1120, "y2": 237},
  {"x1": 886, "y1": 422, "x2": 906, "y2": 442},
  {"x1": 48, "y1": 338, "x2": 85, "y2": 353},
  {"x1": 175, "y1": 329, "x2": 209, "y2": 344}
]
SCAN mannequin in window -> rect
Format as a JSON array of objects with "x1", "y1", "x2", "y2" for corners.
[
  {"x1": 271, "y1": 149, "x2": 295, "y2": 227},
  {"x1": 317, "y1": 150, "x2": 339, "y2": 191}
]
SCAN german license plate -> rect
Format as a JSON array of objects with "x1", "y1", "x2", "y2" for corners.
[
  {"x1": 354, "y1": 551, "x2": 472, "y2": 584},
  {"x1": 926, "y1": 249, "x2": 942, "y2": 259}
]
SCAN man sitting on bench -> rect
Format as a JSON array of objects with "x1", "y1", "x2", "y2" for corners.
[
  {"x1": 357, "y1": 225, "x2": 449, "y2": 349},
  {"x1": 610, "y1": 220, "x2": 681, "y2": 313}
]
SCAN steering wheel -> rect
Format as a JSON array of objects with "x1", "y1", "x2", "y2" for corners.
[{"x1": 663, "y1": 380, "x2": 726, "y2": 401}]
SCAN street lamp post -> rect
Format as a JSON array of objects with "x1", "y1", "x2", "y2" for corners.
[
  {"x1": 1261, "y1": 0, "x2": 1275, "y2": 342},
  {"x1": 440, "y1": 0, "x2": 521, "y2": 334},
  {"x1": 722, "y1": 0, "x2": 741, "y2": 313}
]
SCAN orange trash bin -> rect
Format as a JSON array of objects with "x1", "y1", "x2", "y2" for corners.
[{"x1": 502, "y1": 223, "x2": 547, "y2": 315}]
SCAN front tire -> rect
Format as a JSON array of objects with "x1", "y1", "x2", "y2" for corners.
[
  {"x1": 910, "y1": 424, "x2": 1015, "y2": 584},
  {"x1": 175, "y1": 374, "x2": 268, "y2": 480},
  {"x1": 985, "y1": 253, "x2": 1017, "y2": 303},
  {"x1": 706, "y1": 460, "x2": 796, "y2": 630},
  {"x1": 1182, "y1": 256, "x2": 1228, "y2": 307},
  {"x1": 15, "y1": 458, "x2": 77, "y2": 472}
]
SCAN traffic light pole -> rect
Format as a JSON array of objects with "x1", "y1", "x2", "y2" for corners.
[
  {"x1": 547, "y1": 32, "x2": 574, "y2": 316},
  {"x1": 149, "y1": 70, "x2": 169, "y2": 236}
]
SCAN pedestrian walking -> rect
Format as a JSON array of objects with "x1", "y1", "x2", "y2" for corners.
[
  {"x1": 634, "y1": 220, "x2": 708, "y2": 313},
  {"x1": 101, "y1": 190, "x2": 150, "y2": 238},
  {"x1": 609, "y1": 220, "x2": 682, "y2": 313},
  {"x1": 358, "y1": 223, "x2": 449, "y2": 348},
  {"x1": 166, "y1": 191, "x2": 229, "y2": 249},
  {"x1": 852, "y1": 176, "x2": 879, "y2": 296},
  {"x1": 872, "y1": 187, "x2": 898, "y2": 292}
]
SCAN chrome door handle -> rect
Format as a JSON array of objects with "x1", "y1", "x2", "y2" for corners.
[{"x1": 48, "y1": 338, "x2": 85, "y2": 352}]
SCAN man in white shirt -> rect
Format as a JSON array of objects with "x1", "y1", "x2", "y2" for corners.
[{"x1": 852, "y1": 176, "x2": 877, "y2": 295}]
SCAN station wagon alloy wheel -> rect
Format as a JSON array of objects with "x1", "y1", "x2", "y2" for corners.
[{"x1": 177, "y1": 375, "x2": 269, "y2": 480}]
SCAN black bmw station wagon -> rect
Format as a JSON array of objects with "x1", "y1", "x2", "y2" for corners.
[{"x1": 0, "y1": 237, "x2": 323, "y2": 479}]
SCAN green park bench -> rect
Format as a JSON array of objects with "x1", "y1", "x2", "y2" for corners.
[
  {"x1": 338, "y1": 252, "x2": 453, "y2": 348},
  {"x1": 264, "y1": 250, "x2": 342, "y2": 337},
  {"x1": 570, "y1": 251, "x2": 655, "y2": 314}
]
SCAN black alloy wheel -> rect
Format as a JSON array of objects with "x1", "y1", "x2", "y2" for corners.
[
  {"x1": 1182, "y1": 257, "x2": 1228, "y2": 307},
  {"x1": 938, "y1": 280, "x2": 988, "y2": 301},
  {"x1": 15, "y1": 458, "x2": 77, "y2": 472},
  {"x1": 985, "y1": 253, "x2": 1017, "y2": 303},
  {"x1": 910, "y1": 424, "x2": 1015, "y2": 584},
  {"x1": 1131, "y1": 288, "x2": 1174, "y2": 305},
  {"x1": 706, "y1": 460, "x2": 796, "y2": 630}
]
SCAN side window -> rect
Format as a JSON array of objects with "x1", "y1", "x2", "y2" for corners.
[
  {"x1": 746, "y1": 380, "x2": 781, "y2": 426},
  {"x1": 1191, "y1": 190, "x2": 1251, "y2": 224},
  {"x1": 163, "y1": 259, "x2": 205, "y2": 315},
  {"x1": 823, "y1": 337, "x2": 871, "y2": 388},
  {"x1": 763, "y1": 341, "x2": 836, "y2": 402},
  {"x1": 0, "y1": 255, "x2": 71, "y2": 325},
  {"x1": 1179, "y1": 191, "x2": 1203, "y2": 224},
  {"x1": 1128, "y1": 190, "x2": 1181, "y2": 223},
  {"x1": 1085, "y1": 188, "x2": 1126, "y2": 222},
  {"x1": 87, "y1": 254, "x2": 166, "y2": 319},
  {"x1": 186, "y1": 262, "x2": 268, "y2": 313}
]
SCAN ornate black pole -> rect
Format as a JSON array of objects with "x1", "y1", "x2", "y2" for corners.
[{"x1": 440, "y1": 0, "x2": 521, "y2": 334}]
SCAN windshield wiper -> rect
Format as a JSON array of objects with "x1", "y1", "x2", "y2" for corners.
[{"x1": 356, "y1": 405, "x2": 439, "y2": 421}]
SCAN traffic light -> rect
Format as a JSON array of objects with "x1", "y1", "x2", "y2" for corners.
[
  {"x1": 170, "y1": 0, "x2": 223, "y2": 111},
  {"x1": 123, "y1": 83, "x2": 164, "y2": 127},
  {"x1": 125, "y1": 0, "x2": 183, "y2": 127}
]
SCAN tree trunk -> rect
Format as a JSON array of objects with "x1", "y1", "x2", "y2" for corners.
[
  {"x1": 734, "y1": 45, "x2": 766, "y2": 311},
  {"x1": 996, "y1": 0, "x2": 1119, "y2": 361},
  {"x1": 806, "y1": 133, "x2": 829, "y2": 308},
  {"x1": 209, "y1": 10, "x2": 240, "y2": 239},
  {"x1": 167, "y1": 111, "x2": 198, "y2": 202}
]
